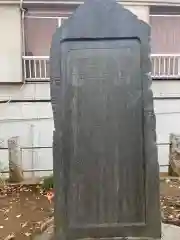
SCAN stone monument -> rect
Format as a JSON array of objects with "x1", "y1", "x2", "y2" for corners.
[{"x1": 50, "y1": 0, "x2": 161, "y2": 239}]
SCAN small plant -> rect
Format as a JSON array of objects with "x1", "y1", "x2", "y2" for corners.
[{"x1": 42, "y1": 174, "x2": 54, "y2": 191}]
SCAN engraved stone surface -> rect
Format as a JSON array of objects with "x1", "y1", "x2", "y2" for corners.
[
  {"x1": 66, "y1": 41, "x2": 145, "y2": 226},
  {"x1": 50, "y1": 0, "x2": 161, "y2": 239}
]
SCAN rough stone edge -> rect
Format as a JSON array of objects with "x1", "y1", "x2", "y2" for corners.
[{"x1": 50, "y1": 0, "x2": 161, "y2": 239}]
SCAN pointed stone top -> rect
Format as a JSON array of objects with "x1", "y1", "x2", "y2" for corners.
[{"x1": 52, "y1": 0, "x2": 149, "y2": 40}]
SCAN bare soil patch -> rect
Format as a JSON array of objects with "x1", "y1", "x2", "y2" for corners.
[
  {"x1": 0, "y1": 178, "x2": 180, "y2": 239},
  {"x1": 160, "y1": 178, "x2": 180, "y2": 226},
  {"x1": 0, "y1": 185, "x2": 53, "y2": 240}
]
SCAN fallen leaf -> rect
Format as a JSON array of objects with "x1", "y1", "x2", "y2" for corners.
[
  {"x1": 46, "y1": 191, "x2": 54, "y2": 204},
  {"x1": 4, "y1": 233, "x2": 15, "y2": 240},
  {"x1": 24, "y1": 232, "x2": 31, "y2": 237},
  {"x1": 21, "y1": 222, "x2": 28, "y2": 228}
]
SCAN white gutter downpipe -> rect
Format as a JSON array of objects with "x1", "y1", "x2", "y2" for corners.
[{"x1": 20, "y1": 0, "x2": 26, "y2": 55}]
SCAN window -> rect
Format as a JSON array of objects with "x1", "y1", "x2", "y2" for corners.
[
  {"x1": 150, "y1": 15, "x2": 180, "y2": 53},
  {"x1": 24, "y1": 13, "x2": 69, "y2": 56},
  {"x1": 23, "y1": 13, "x2": 69, "y2": 80}
]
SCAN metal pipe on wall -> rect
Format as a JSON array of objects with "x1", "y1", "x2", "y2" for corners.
[
  {"x1": 30, "y1": 124, "x2": 35, "y2": 178},
  {"x1": 20, "y1": 0, "x2": 26, "y2": 55}
]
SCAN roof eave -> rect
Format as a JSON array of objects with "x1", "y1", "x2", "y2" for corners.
[{"x1": 1, "y1": 0, "x2": 180, "y2": 7}]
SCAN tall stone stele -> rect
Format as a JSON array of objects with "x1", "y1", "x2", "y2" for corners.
[{"x1": 50, "y1": 0, "x2": 161, "y2": 239}]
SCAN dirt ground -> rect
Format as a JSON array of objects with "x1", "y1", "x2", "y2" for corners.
[
  {"x1": 0, "y1": 185, "x2": 53, "y2": 240},
  {"x1": 160, "y1": 178, "x2": 180, "y2": 226},
  {"x1": 0, "y1": 179, "x2": 180, "y2": 240}
]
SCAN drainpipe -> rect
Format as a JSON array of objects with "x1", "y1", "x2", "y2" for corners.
[{"x1": 20, "y1": 0, "x2": 26, "y2": 55}]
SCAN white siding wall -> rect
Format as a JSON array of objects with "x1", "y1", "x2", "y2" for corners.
[
  {"x1": 0, "y1": 81, "x2": 180, "y2": 176},
  {"x1": 0, "y1": 101, "x2": 53, "y2": 178},
  {"x1": 0, "y1": 5, "x2": 22, "y2": 83},
  {"x1": 0, "y1": 83, "x2": 53, "y2": 177},
  {"x1": 124, "y1": 5, "x2": 149, "y2": 23},
  {"x1": 153, "y1": 81, "x2": 180, "y2": 172}
]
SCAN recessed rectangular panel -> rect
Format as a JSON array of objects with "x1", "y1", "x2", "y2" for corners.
[{"x1": 64, "y1": 40, "x2": 145, "y2": 227}]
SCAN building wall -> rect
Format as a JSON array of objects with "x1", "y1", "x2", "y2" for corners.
[
  {"x1": 153, "y1": 81, "x2": 180, "y2": 172},
  {"x1": 0, "y1": 5, "x2": 22, "y2": 83},
  {"x1": 125, "y1": 5, "x2": 149, "y2": 22},
  {"x1": 0, "y1": 81, "x2": 180, "y2": 175},
  {"x1": 0, "y1": 100, "x2": 53, "y2": 178},
  {"x1": 0, "y1": 3, "x2": 179, "y2": 177}
]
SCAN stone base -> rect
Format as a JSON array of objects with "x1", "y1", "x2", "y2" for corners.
[{"x1": 34, "y1": 223, "x2": 180, "y2": 240}]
